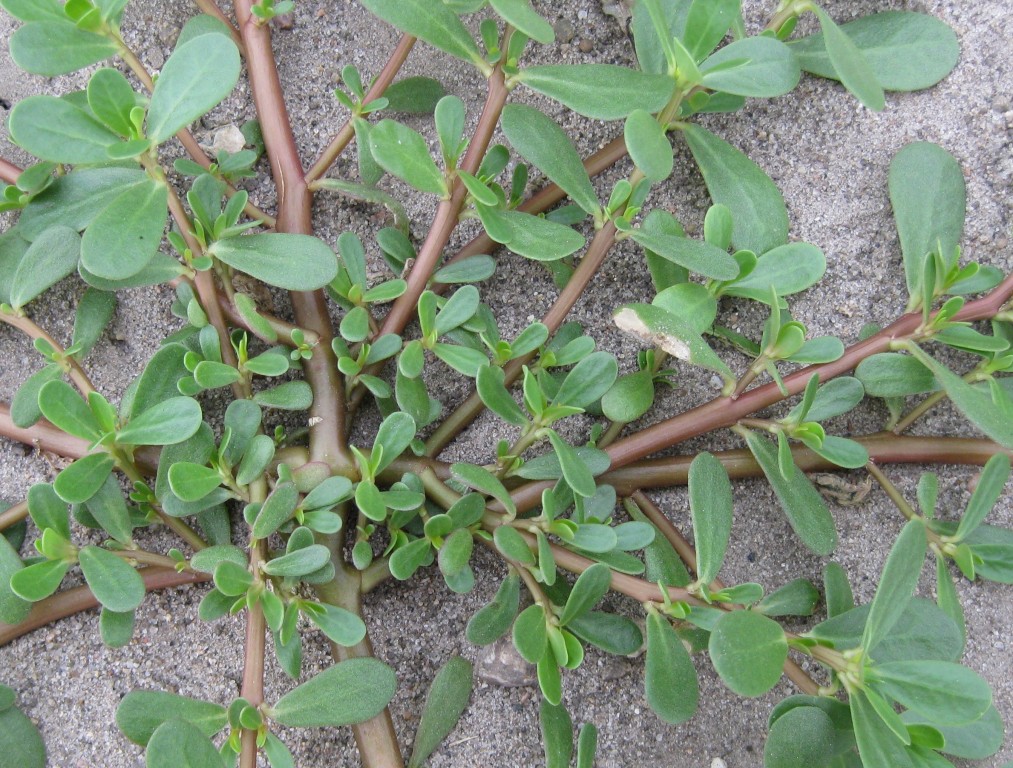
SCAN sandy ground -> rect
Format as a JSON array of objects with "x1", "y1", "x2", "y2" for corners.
[{"x1": 1, "y1": 0, "x2": 1011, "y2": 766}]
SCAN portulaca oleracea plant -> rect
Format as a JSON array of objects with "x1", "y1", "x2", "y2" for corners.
[{"x1": 0, "y1": 0, "x2": 1010, "y2": 766}]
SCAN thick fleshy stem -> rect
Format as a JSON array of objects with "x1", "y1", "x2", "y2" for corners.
[
  {"x1": 0, "y1": 501, "x2": 28, "y2": 532},
  {"x1": 605, "y1": 272, "x2": 1013, "y2": 470},
  {"x1": 235, "y1": 0, "x2": 349, "y2": 468},
  {"x1": 0, "y1": 157, "x2": 21, "y2": 185},
  {"x1": 0, "y1": 567, "x2": 209, "y2": 646}
]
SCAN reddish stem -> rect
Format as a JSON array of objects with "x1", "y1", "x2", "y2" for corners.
[
  {"x1": 605, "y1": 273, "x2": 1013, "y2": 470},
  {"x1": 235, "y1": 0, "x2": 349, "y2": 468},
  {"x1": 0, "y1": 567, "x2": 209, "y2": 646},
  {"x1": 0, "y1": 157, "x2": 22, "y2": 185}
]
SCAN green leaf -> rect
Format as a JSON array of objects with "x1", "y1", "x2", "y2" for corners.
[
  {"x1": 168, "y1": 462, "x2": 222, "y2": 502},
  {"x1": 9, "y1": 95, "x2": 122, "y2": 165},
  {"x1": 682, "y1": 124, "x2": 788, "y2": 255},
  {"x1": 494, "y1": 209, "x2": 585, "y2": 261},
  {"x1": 516, "y1": 65, "x2": 674, "y2": 121},
  {"x1": 708, "y1": 610, "x2": 787, "y2": 697},
  {"x1": 71, "y1": 288, "x2": 117, "y2": 359},
  {"x1": 547, "y1": 431, "x2": 596, "y2": 499},
  {"x1": 210, "y1": 234, "x2": 338, "y2": 291},
  {"x1": 567, "y1": 611, "x2": 643, "y2": 656},
  {"x1": 304, "y1": 602, "x2": 367, "y2": 646},
  {"x1": 763, "y1": 705, "x2": 835, "y2": 768},
  {"x1": 83, "y1": 474, "x2": 134, "y2": 544},
  {"x1": 683, "y1": 0, "x2": 737, "y2": 60},
  {"x1": 756, "y1": 578, "x2": 820, "y2": 617},
  {"x1": 408, "y1": 656, "x2": 473, "y2": 768},
  {"x1": 146, "y1": 33, "x2": 241, "y2": 143},
  {"x1": 10, "y1": 21, "x2": 117, "y2": 76},
  {"x1": 252, "y1": 482, "x2": 299, "y2": 540},
  {"x1": 0, "y1": 700, "x2": 46, "y2": 768},
  {"x1": 889, "y1": 143, "x2": 966, "y2": 300},
  {"x1": 809, "y1": 598, "x2": 962, "y2": 664},
  {"x1": 501, "y1": 105, "x2": 599, "y2": 216},
  {"x1": 644, "y1": 612, "x2": 698, "y2": 724},
  {"x1": 359, "y1": 0, "x2": 483, "y2": 67},
  {"x1": 10, "y1": 558, "x2": 70, "y2": 602},
  {"x1": 0, "y1": 536, "x2": 31, "y2": 624},
  {"x1": 117, "y1": 397, "x2": 202, "y2": 446},
  {"x1": 10, "y1": 364, "x2": 61, "y2": 429},
  {"x1": 476, "y1": 365, "x2": 528, "y2": 426},
  {"x1": 433, "y1": 254, "x2": 496, "y2": 284},
  {"x1": 811, "y1": 7, "x2": 885, "y2": 111},
  {"x1": 78, "y1": 545, "x2": 145, "y2": 612},
  {"x1": 145, "y1": 719, "x2": 226, "y2": 768},
  {"x1": 902, "y1": 705, "x2": 1004, "y2": 761},
  {"x1": 851, "y1": 691, "x2": 915, "y2": 768},
  {"x1": 823, "y1": 561, "x2": 855, "y2": 618},
  {"x1": 955, "y1": 454, "x2": 1010, "y2": 540},
  {"x1": 623, "y1": 109, "x2": 673, "y2": 183},
  {"x1": 489, "y1": 0, "x2": 552, "y2": 44},
  {"x1": 372, "y1": 411, "x2": 417, "y2": 474},
  {"x1": 799, "y1": 377, "x2": 865, "y2": 423},
  {"x1": 908, "y1": 347, "x2": 1013, "y2": 448},
  {"x1": 434, "y1": 285, "x2": 480, "y2": 335},
  {"x1": 80, "y1": 179, "x2": 168, "y2": 281},
  {"x1": 934, "y1": 555, "x2": 965, "y2": 651},
  {"x1": 271, "y1": 658, "x2": 397, "y2": 727},
  {"x1": 540, "y1": 700, "x2": 573, "y2": 768},
  {"x1": 552, "y1": 351, "x2": 619, "y2": 409},
  {"x1": 513, "y1": 604, "x2": 547, "y2": 663},
  {"x1": 629, "y1": 228, "x2": 738, "y2": 281},
  {"x1": 614, "y1": 303, "x2": 733, "y2": 380},
  {"x1": 0, "y1": 0, "x2": 65, "y2": 22},
  {"x1": 723, "y1": 243, "x2": 826, "y2": 302},
  {"x1": 87, "y1": 68, "x2": 138, "y2": 136},
  {"x1": 559, "y1": 562, "x2": 611, "y2": 625},
  {"x1": 811, "y1": 435, "x2": 869, "y2": 470},
  {"x1": 743, "y1": 430, "x2": 837, "y2": 555},
  {"x1": 855, "y1": 353, "x2": 937, "y2": 398},
  {"x1": 466, "y1": 570, "x2": 521, "y2": 645},
  {"x1": 699, "y1": 36, "x2": 801, "y2": 98},
  {"x1": 601, "y1": 370, "x2": 655, "y2": 423},
  {"x1": 53, "y1": 452, "x2": 115, "y2": 505},
  {"x1": 368, "y1": 119, "x2": 448, "y2": 196},
  {"x1": 382, "y1": 76, "x2": 447, "y2": 114},
  {"x1": 388, "y1": 538, "x2": 432, "y2": 580},
  {"x1": 261, "y1": 544, "x2": 331, "y2": 578},
  {"x1": 862, "y1": 519, "x2": 927, "y2": 654},
  {"x1": 788, "y1": 11, "x2": 959, "y2": 92},
  {"x1": 451, "y1": 462, "x2": 515, "y2": 517},
  {"x1": 688, "y1": 451, "x2": 733, "y2": 584},
  {"x1": 9, "y1": 225, "x2": 81, "y2": 308},
  {"x1": 38, "y1": 380, "x2": 100, "y2": 440},
  {"x1": 873, "y1": 661, "x2": 991, "y2": 726}
]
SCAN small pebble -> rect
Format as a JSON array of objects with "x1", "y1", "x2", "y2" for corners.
[
  {"x1": 553, "y1": 19, "x2": 575, "y2": 43},
  {"x1": 272, "y1": 12, "x2": 295, "y2": 30},
  {"x1": 211, "y1": 124, "x2": 247, "y2": 156},
  {"x1": 711, "y1": 760, "x2": 728, "y2": 768},
  {"x1": 578, "y1": 38, "x2": 594, "y2": 53},
  {"x1": 144, "y1": 46, "x2": 164, "y2": 70}
]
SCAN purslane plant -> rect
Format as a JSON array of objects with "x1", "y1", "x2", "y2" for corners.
[{"x1": 0, "y1": 0, "x2": 1010, "y2": 766}]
